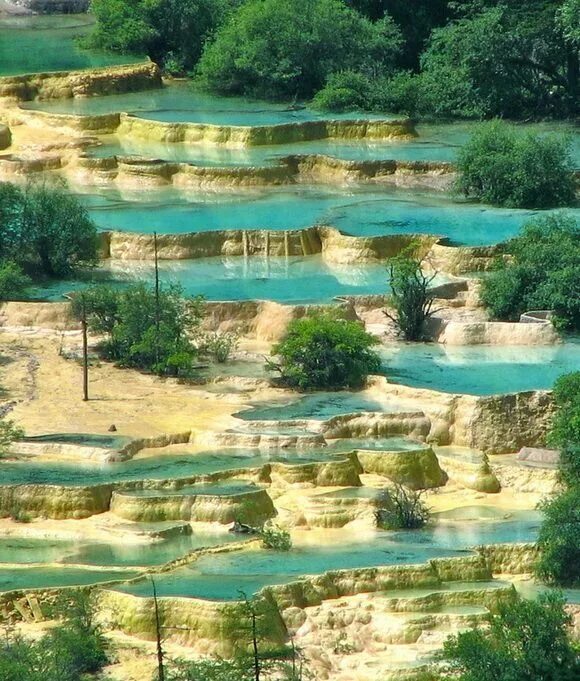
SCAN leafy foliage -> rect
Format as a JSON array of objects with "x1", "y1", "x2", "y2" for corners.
[
  {"x1": 385, "y1": 253, "x2": 439, "y2": 341},
  {"x1": 0, "y1": 181, "x2": 98, "y2": 279},
  {"x1": 72, "y1": 283, "x2": 203, "y2": 377},
  {"x1": 0, "y1": 261, "x2": 30, "y2": 301},
  {"x1": 536, "y1": 487, "x2": 580, "y2": 587},
  {"x1": 456, "y1": 121, "x2": 576, "y2": 209},
  {"x1": 86, "y1": 0, "x2": 237, "y2": 73},
  {"x1": 269, "y1": 312, "x2": 381, "y2": 391},
  {"x1": 481, "y1": 214, "x2": 580, "y2": 331},
  {"x1": 374, "y1": 483, "x2": 431, "y2": 530},
  {"x1": 200, "y1": 330, "x2": 240, "y2": 363},
  {"x1": 0, "y1": 591, "x2": 108, "y2": 681},
  {"x1": 196, "y1": 0, "x2": 402, "y2": 99},
  {"x1": 260, "y1": 524, "x2": 292, "y2": 551},
  {"x1": 441, "y1": 591, "x2": 580, "y2": 681},
  {"x1": 0, "y1": 418, "x2": 24, "y2": 458}
]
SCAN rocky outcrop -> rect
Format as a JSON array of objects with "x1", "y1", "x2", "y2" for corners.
[
  {"x1": 0, "y1": 301, "x2": 77, "y2": 329},
  {"x1": 427, "y1": 243, "x2": 504, "y2": 275},
  {"x1": 321, "y1": 412, "x2": 432, "y2": 441},
  {"x1": 0, "y1": 62, "x2": 161, "y2": 101},
  {"x1": 437, "y1": 451, "x2": 501, "y2": 493},
  {"x1": 0, "y1": 483, "x2": 112, "y2": 519},
  {"x1": 0, "y1": 123, "x2": 10, "y2": 149},
  {"x1": 355, "y1": 445, "x2": 447, "y2": 489},
  {"x1": 430, "y1": 319, "x2": 560, "y2": 345},
  {"x1": 109, "y1": 487, "x2": 277, "y2": 525}
]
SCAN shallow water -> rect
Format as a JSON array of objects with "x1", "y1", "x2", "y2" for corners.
[
  {"x1": 0, "y1": 566, "x2": 139, "y2": 593},
  {"x1": 0, "y1": 532, "x2": 238, "y2": 568},
  {"x1": 380, "y1": 342, "x2": 580, "y2": 395},
  {"x1": 118, "y1": 480, "x2": 259, "y2": 498},
  {"x1": 0, "y1": 15, "x2": 143, "y2": 76},
  {"x1": 77, "y1": 186, "x2": 566, "y2": 247},
  {"x1": 118, "y1": 517, "x2": 540, "y2": 600},
  {"x1": 21, "y1": 432, "x2": 132, "y2": 449},
  {"x1": 0, "y1": 448, "x2": 342, "y2": 487},
  {"x1": 21, "y1": 81, "x2": 391, "y2": 125},
  {"x1": 236, "y1": 391, "x2": 407, "y2": 421}
]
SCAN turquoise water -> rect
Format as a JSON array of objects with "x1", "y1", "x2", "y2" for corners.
[
  {"x1": 118, "y1": 517, "x2": 540, "y2": 600},
  {"x1": 381, "y1": 342, "x2": 580, "y2": 395},
  {"x1": 0, "y1": 449, "x2": 341, "y2": 486},
  {"x1": 0, "y1": 15, "x2": 143, "y2": 77},
  {"x1": 78, "y1": 186, "x2": 564, "y2": 247},
  {"x1": 28, "y1": 255, "x2": 408, "y2": 304},
  {"x1": 0, "y1": 566, "x2": 139, "y2": 593},
  {"x1": 236, "y1": 392, "x2": 404, "y2": 421},
  {"x1": 21, "y1": 81, "x2": 390, "y2": 125},
  {"x1": 0, "y1": 532, "x2": 237, "y2": 568}
]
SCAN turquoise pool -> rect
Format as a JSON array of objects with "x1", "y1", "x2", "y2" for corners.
[
  {"x1": 381, "y1": 342, "x2": 580, "y2": 395},
  {"x1": 117, "y1": 516, "x2": 541, "y2": 600},
  {"x1": 77, "y1": 186, "x2": 566, "y2": 247},
  {"x1": 0, "y1": 15, "x2": 144, "y2": 76},
  {"x1": 21, "y1": 81, "x2": 391, "y2": 125},
  {"x1": 27, "y1": 255, "x2": 415, "y2": 304},
  {"x1": 0, "y1": 448, "x2": 343, "y2": 486},
  {"x1": 0, "y1": 566, "x2": 139, "y2": 593}
]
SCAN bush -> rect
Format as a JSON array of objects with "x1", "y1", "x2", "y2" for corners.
[
  {"x1": 550, "y1": 372, "x2": 580, "y2": 450},
  {"x1": 200, "y1": 330, "x2": 240, "y2": 363},
  {"x1": 85, "y1": 0, "x2": 236, "y2": 73},
  {"x1": 72, "y1": 283, "x2": 203, "y2": 377},
  {"x1": 0, "y1": 261, "x2": 30, "y2": 301},
  {"x1": 196, "y1": 0, "x2": 402, "y2": 99},
  {"x1": 312, "y1": 70, "x2": 422, "y2": 116},
  {"x1": 385, "y1": 253, "x2": 438, "y2": 341},
  {"x1": 269, "y1": 312, "x2": 381, "y2": 391},
  {"x1": 441, "y1": 591, "x2": 580, "y2": 681},
  {"x1": 260, "y1": 524, "x2": 292, "y2": 551},
  {"x1": 480, "y1": 214, "x2": 580, "y2": 331},
  {"x1": 456, "y1": 121, "x2": 576, "y2": 209},
  {"x1": 0, "y1": 418, "x2": 24, "y2": 457},
  {"x1": 536, "y1": 487, "x2": 580, "y2": 586},
  {"x1": 0, "y1": 181, "x2": 98, "y2": 278},
  {"x1": 374, "y1": 483, "x2": 430, "y2": 530}
]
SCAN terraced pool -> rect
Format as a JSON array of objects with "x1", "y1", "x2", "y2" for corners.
[
  {"x1": 381, "y1": 342, "x2": 580, "y2": 395},
  {"x1": 77, "y1": 186, "x2": 567, "y2": 246}
]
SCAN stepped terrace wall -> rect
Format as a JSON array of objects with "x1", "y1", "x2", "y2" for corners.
[
  {"x1": 0, "y1": 62, "x2": 161, "y2": 101},
  {"x1": 115, "y1": 115, "x2": 416, "y2": 147},
  {"x1": 99, "y1": 226, "x2": 436, "y2": 262}
]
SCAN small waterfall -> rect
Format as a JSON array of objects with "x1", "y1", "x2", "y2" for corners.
[
  {"x1": 242, "y1": 230, "x2": 249, "y2": 259},
  {"x1": 284, "y1": 231, "x2": 289, "y2": 258}
]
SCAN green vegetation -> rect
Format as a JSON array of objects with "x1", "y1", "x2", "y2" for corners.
[
  {"x1": 374, "y1": 483, "x2": 430, "y2": 530},
  {"x1": 72, "y1": 283, "x2": 203, "y2": 377},
  {"x1": 481, "y1": 214, "x2": 580, "y2": 331},
  {"x1": 535, "y1": 371, "x2": 580, "y2": 586},
  {"x1": 0, "y1": 592, "x2": 108, "y2": 681},
  {"x1": 441, "y1": 591, "x2": 580, "y2": 681},
  {"x1": 260, "y1": 524, "x2": 293, "y2": 551},
  {"x1": 269, "y1": 312, "x2": 381, "y2": 390},
  {"x1": 0, "y1": 261, "x2": 30, "y2": 301},
  {"x1": 85, "y1": 0, "x2": 238, "y2": 73},
  {"x1": 0, "y1": 418, "x2": 24, "y2": 457},
  {"x1": 0, "y1": 181, "x2": 98, "y2": 282},
  {"x1": 196, "y1": 0, "x2": 402, "y2": 99},
  {"x1": 456, "y1": 121, "x2": 576, "y2": 209},
  {"x1": 385, "y1": 253, "x2": 438, "y2": 341}
]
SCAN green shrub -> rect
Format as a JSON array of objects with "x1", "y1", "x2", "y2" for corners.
[
  {"x1": 0, "y1": 181, "x2": 98, "y2": 278},
  {"x1": 549, "y1": 371, "x2": 580, "y2": 450},
  {"x1": 269, "y1": 312, "x2": 381, "y2": 391},
  {"x1": 441, "y1": 591, "x2": 580, "y2": 680},
  {"x1": 0, "y1": 261, "x2": 30, "y2": 301},
  {"x1": 201, "y1": 330, "x2": 240, "y2": 363},
  {"x1": 313, "y1": 70, "x2": 422, "y2": 116},
  {"x1": 73, "y1": 283, "x2": 203, "y2": 377},
  {"x1": 456, "y1": 121, "x2": 576, "y2": 208},
  {"x1": 85, "y1": 0, "x2": 236, "y2": 72},
  {"x1": 0, "y1": 418, "x2": 24, "y2": 457},
  {"x1": 385, "y1": 253, "x2": 438, "y2": 341},
  {"x1": 196, "y1": 0, "x2": 402, "y2": 99},
  {"x1": 536, "y1": 487, "x2": 580, "y2": 586},
  {"x1": 480, "y1": 214, "x2": 580, "y2": 331},
  {"x1": 374, "y1": 483, "x2": 430, "y2": 530},
  {"x1": 260, "y1": 524, "x2": 292, "y2": 551}
]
